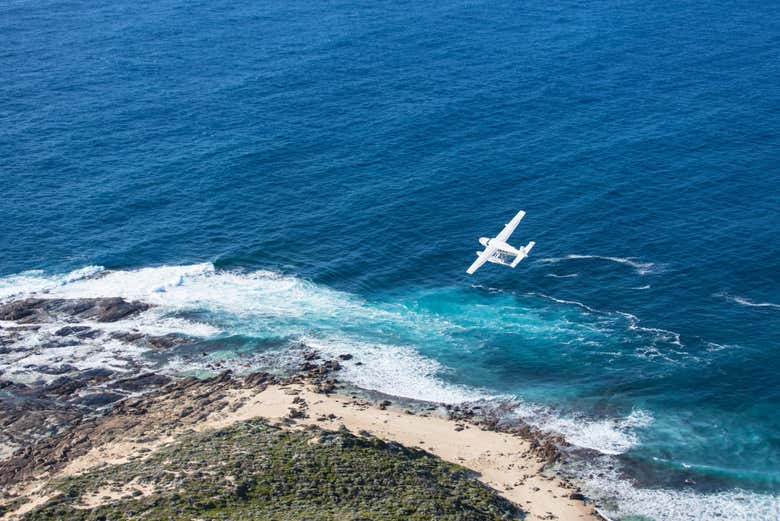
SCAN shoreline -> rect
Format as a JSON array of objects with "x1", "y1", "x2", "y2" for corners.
[{"x1": 0, "y1": 368, "x2": 600, "y2": 520}]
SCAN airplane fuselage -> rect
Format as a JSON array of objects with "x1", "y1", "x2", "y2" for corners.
[{"x1": 479, "y1": 237, "x2": 518, "y2": 255}]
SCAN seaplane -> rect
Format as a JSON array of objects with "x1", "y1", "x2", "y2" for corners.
[{"x1": 466, "y1": 210, "x2": 535, "y2": 275}]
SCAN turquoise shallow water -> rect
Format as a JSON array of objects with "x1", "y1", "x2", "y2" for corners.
[{"x1": 2, "y1": 0, "x2": 779, "y2": 518}]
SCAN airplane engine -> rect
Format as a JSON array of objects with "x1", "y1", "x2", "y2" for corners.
[{"x1": 479, "y1": 237, "x2": 490, "y2": 246}]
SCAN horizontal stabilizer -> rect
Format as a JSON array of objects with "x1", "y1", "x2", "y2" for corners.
[{"x1": 510, "y1": 241, "x2": 535, "y2": 268}]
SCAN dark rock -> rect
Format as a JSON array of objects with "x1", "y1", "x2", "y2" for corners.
[
  {"x1": 0, "y1": 380, "x2": 32, "y2": 392},
  {"x1": 92, "y1": 298, "x2": 150, "y2": 322},
  {"x1": 41, "y1": 338, "x2": 80, "y2": 348},
  {"x1": 110, "y1": 373, "x2": 171, "y2": 392},
  {"x1": 79, "y1": 368, "x2": 115, "y2": 382},
  {"x1": 110, "y1": 331, "x2": 145, "y2": 342},
  {"x1": 288, "y1": 407, "x2": 306, "y2": 419},
  {"x1": 245, "y1": 372, "x2": 273, "y2": 387},
  {"x1": 313, "y1": 377, "x2": 337, "y2": 394},
  {"x1": 36, "y1": 364, "x2": 79, "y2": 376},
  {"x1": 4, "y1": 325, "x2": 41, "y2": 332},
  {"x1": 0, "y1": 299, "x2": 42, "y2": 321},
  {"x1": 145, "y1": 334, "x2": 188, "y2": 350},
  {"x1": 337, "y1": 354, "x2": 353, "y2": 361},
  {"x1": 75, "y1": 393, "x2": 124, "y2": 407},
  {"x1": 321, "y1": 360, "x2": 341, "y2": 371},
  {"x1": 76, "y1": 328, "x2": 101, "y2": 339},
  {"x1": 54, "y1": 326, "x2": 92, "y2": 337},
  {"x1": 0, "y1": 297, "x2": 150, "y2": 324},
  {"x1": 569, "y1": 492, "x2": 586, "y2": 501},
  {"x1": 44, "y1": 377, "x2": 87, "y2": 397},
  {"x1": 213, "y1": 370, "x2": 233, "y2": 384}
]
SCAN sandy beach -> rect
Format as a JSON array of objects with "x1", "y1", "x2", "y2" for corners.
[{"x1": 219, "y1": 384, "x2": 600, "y2": 520}]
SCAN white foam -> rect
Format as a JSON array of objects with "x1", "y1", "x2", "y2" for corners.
[
  {"x1": 39, "y1": 263, "x2": 217, "y2": 302},
  {"x1": 534, "y1": 293, "x2": 603, "y2": 314},
  {"x1": 538, "y1": 254, "x2": 658, "y2": 275},
  {"x1": 582, "y1": 462, "x2": 780, "y2": 521},
  {"x1": 0, "y1": 265, "x2": 104, "y2": 299},
  {"x1": 718, "y1": 293, "x2": 780, "y2": 311},
  {"x1": 29, "y1": 263, "x2": 378, "y2": 329},
  {"x1": 0, "y1": 264, "x2": 692, "y2": 404},
  {"x1": 545, "y1": 273, "x2": 580, "y2": 278},
  {"x1": 544, "y1": 409, "x2": 652, "y2": 455},
  {"x1": 301, "y1": 335, "x2": 488, "y2": 404},
  {"x1": 0, "y1": 264, "x2": 483, "y2": 404},
  {"x1": 163, "y1": 332, "x2": 488, "y2": 405},
  {"x1": 510, "y1": 405, "x2": 652, "y2": 455},
  {"x1": 617, "y1": 311, "x2": 683, "y2": 348},
  {"x1": 93, "y1": 311, "x2": 220, "y2": 338},
  {"x1": 163, "y1": 347, "x2": 302, "y2": 377},
  {"x1": 0, "y1": 324, "x2": 154, "y2": 383}
]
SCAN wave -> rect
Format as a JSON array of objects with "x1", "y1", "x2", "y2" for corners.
[
  {"x1": 718, "y1": 293, "x2": 780, "y2": 311},
  {"x1": 300, "y1": 336, "x2": 488, "y2": 404},
  {"x1": 533, "y1": 293, "x2": 604, "y2": 314},
  {"x1": 535, "y1": 293, "x2": 688, "y2": 361},
  {"x1": 0, "y1": 265, "x2": 104, "y2": 299},
  {"x1": 580, "y1": 461, "x2": 780, "y2": 521},
  {"x1": 509, "y1": 406, "x2": 652, "y2": 456},
  {"x1": 0, "y1": 263, "x2": 657, "y2": 453},
  {"x1": 616, "y1": 311, "x2": 683, "y2": 348},
  {"x1": 537, "y1": 254, "x2": 658, "y2": 275},
  {"x1": 544, "y1": 409, "x2": 652, "y2": 455},
  {"x1": 0, "y1": 263, "x2": 485, "y2": 404},
  {"x1": 545, "y1": 273, "x2": 579, "y2": 278}
]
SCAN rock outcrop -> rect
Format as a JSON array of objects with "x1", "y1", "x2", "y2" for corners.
[{"x1": 0, "y1": 297, "x2": 150, "y2": 324}]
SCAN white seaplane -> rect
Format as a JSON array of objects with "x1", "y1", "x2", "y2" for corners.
[{"x1": 466, "y1": 210, "x2": 535, "y2": 275}]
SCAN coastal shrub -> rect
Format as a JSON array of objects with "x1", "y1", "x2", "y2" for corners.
[{"x1": 22, "y1": 419, "x2": 522, "y2": 520}]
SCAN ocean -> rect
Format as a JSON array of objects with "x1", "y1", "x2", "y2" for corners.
[{"x1": 1, "y1": 0, "x2": 779, "y2": 518}]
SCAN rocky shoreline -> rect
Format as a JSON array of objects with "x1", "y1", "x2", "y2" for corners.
[
  {"x1": 1, "y1": 296, "x2": 599, "y2": 520},
  {"x1": 0, "y1": 297, "x2": 183, "y2": 458}
]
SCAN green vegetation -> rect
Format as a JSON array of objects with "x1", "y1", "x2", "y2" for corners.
[{"x1": 23, "y1": 420, "x2": 522, "y2": 520}]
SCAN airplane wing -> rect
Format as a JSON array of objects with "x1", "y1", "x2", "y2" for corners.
[
  {"x1": 466, "y1": 244, "x2": 498, "y2": 274},
  {"x1": 494, "y1": 210, "x2": 525, "y2": 242}
]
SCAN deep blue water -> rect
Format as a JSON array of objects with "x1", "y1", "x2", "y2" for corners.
[{"x1": 2, "y1": 0, "x2": 779, "y2": 518}]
